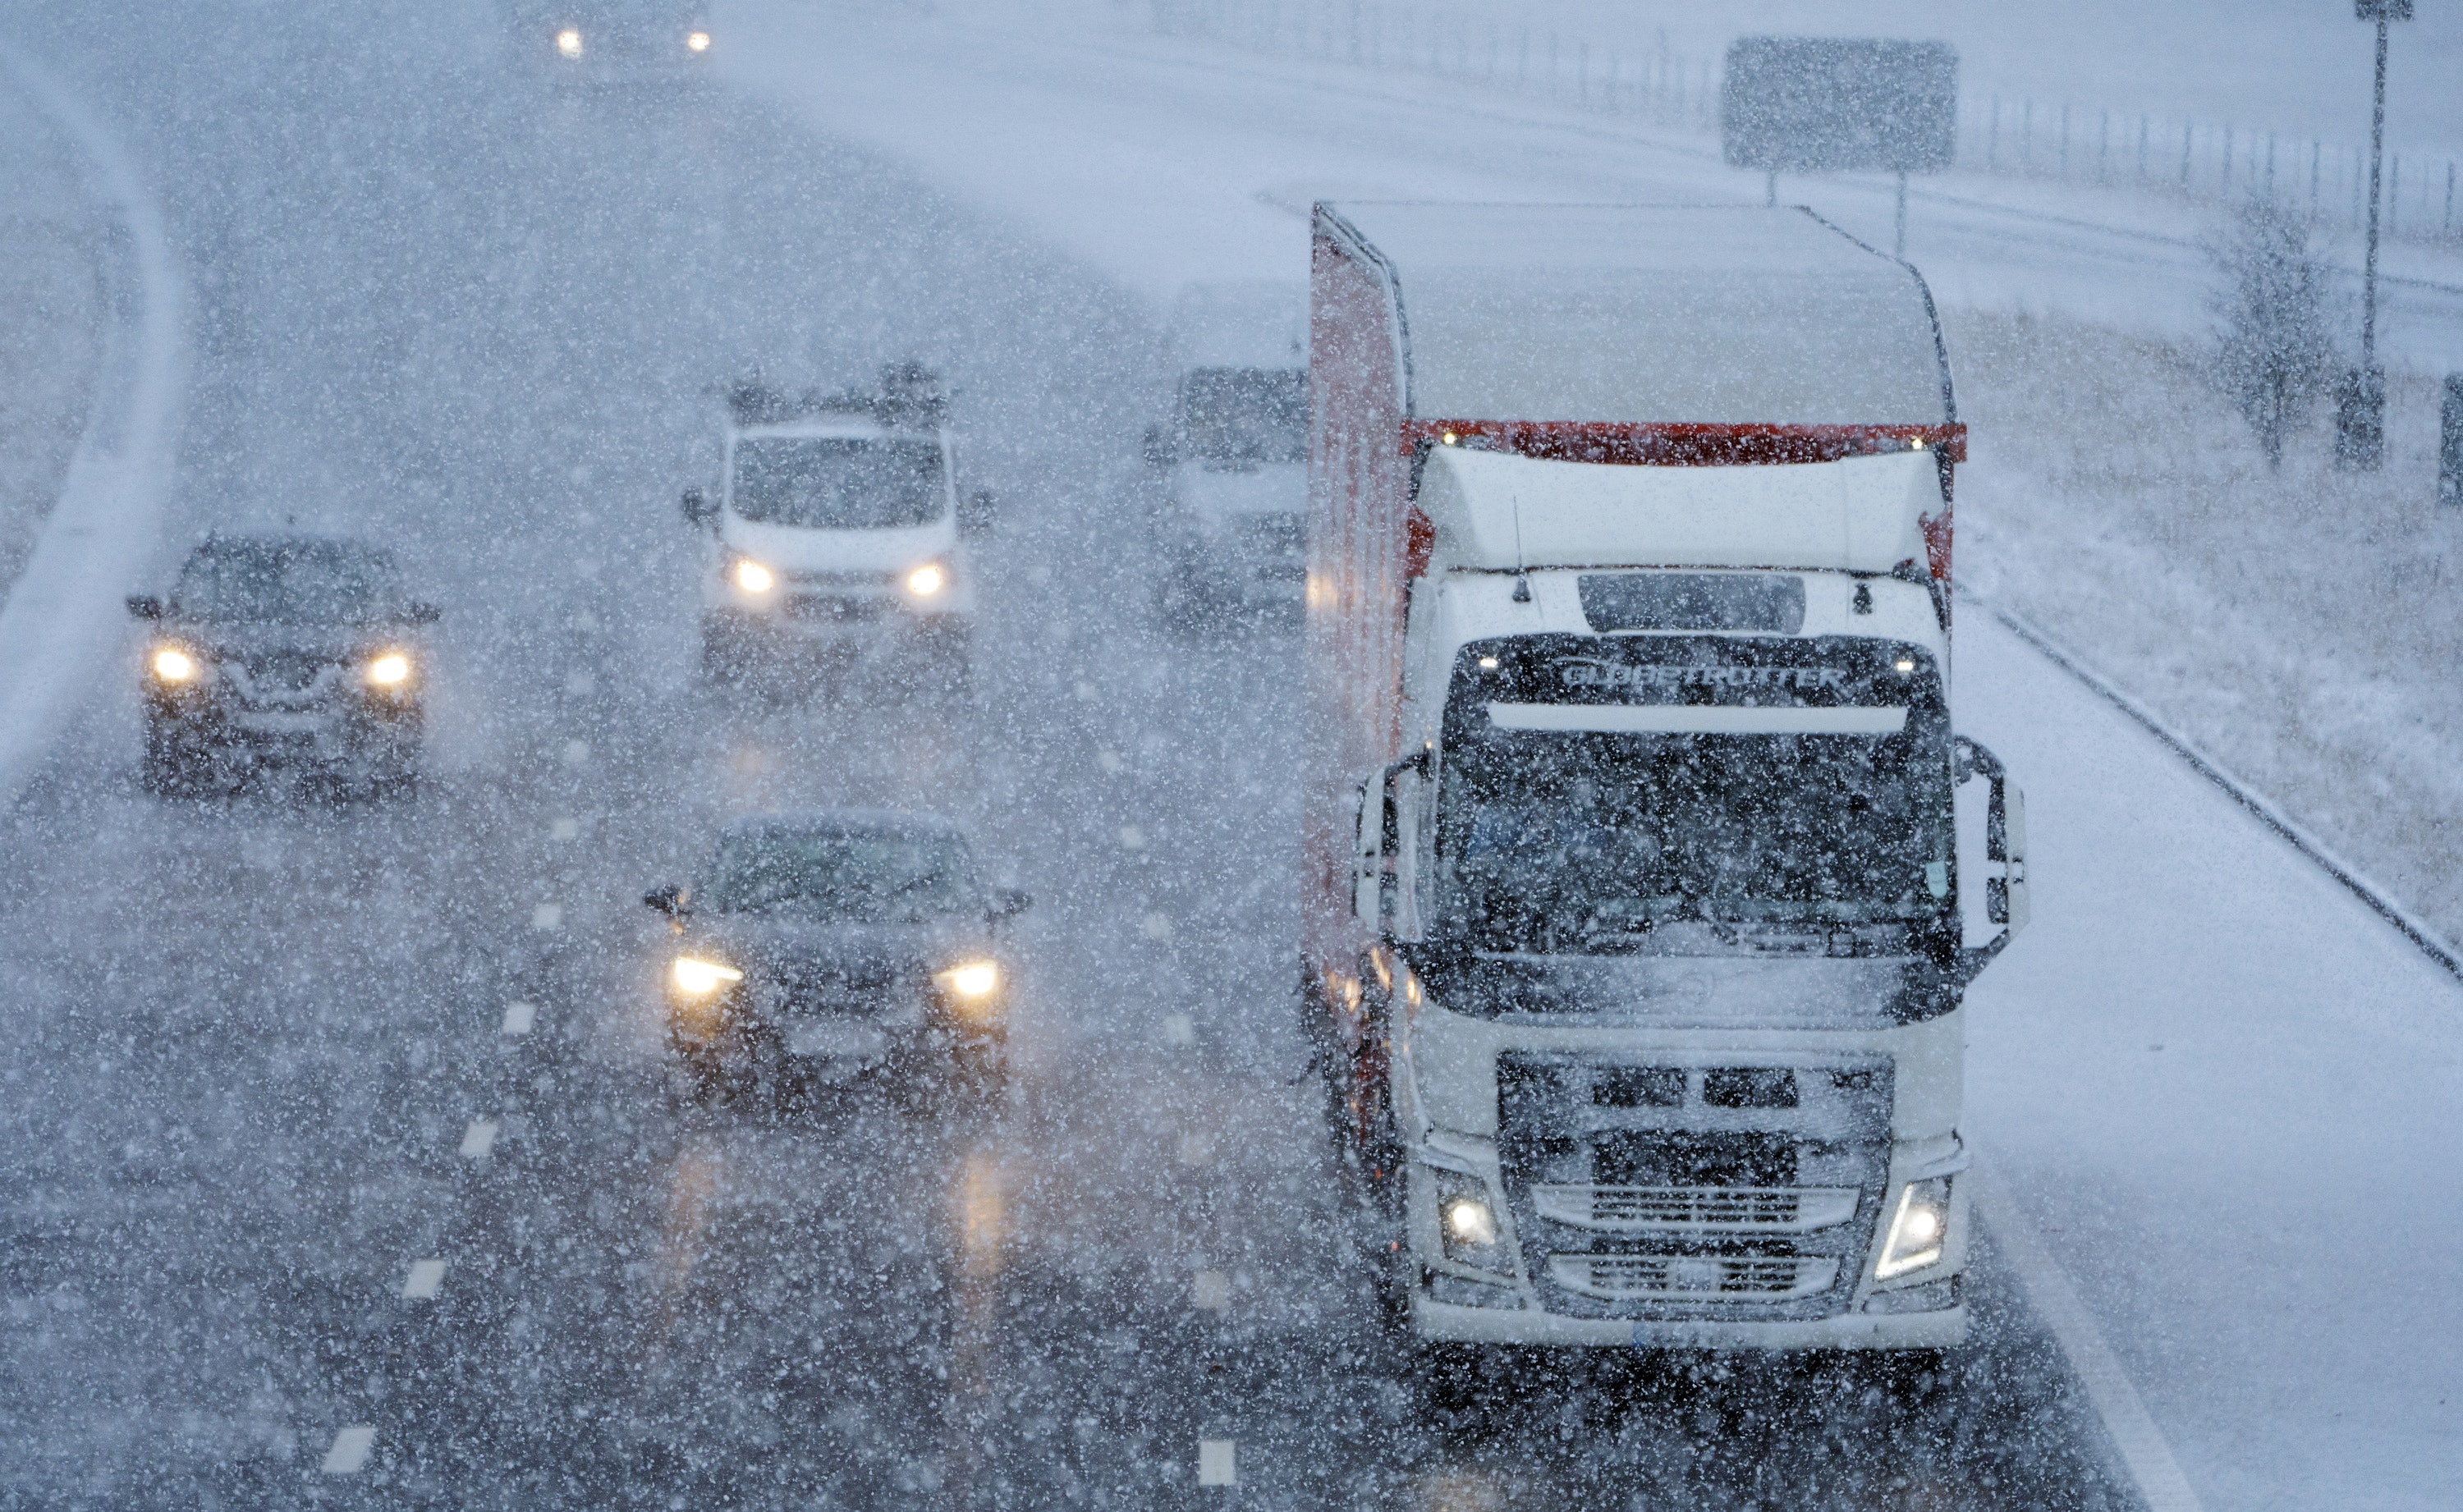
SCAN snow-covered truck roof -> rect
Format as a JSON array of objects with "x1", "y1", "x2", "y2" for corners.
[{"x1": 1313, "y1": 202, "x2": 1956, "y2": 441}]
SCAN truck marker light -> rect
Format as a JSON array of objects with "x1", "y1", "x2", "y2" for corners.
[
  {"x1": 906, "y1": 562, "x2": 947, "y2": 596},
  {"x1": 555, "y1": 27, "x2": 581, "y2": 57},
  {"x1": 686, "y1": 30, "x2": 711, "y2": 52},
  {"x1": 1441, "y1": 431, "x2": 1459, "y2": 445},
  {"x1": 1910, "y1": 437, "x2": 1926, "y2": 450},
  {"x1": 733, "y1": 559, "x2": 774, "y2": 593},
  {"x1": 150, "y1": 647, "x2": 197, "y2": 682},
  {"x1": 671, "y1": 956, "x2": 744, "y2": 995}
]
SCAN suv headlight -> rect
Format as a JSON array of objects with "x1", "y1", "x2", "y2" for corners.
[
  {"x1": 671, "y1": 956, "x2": 744, "y2": 996},
  {"x1": 1874, "y1": 1176, "x2": 1952, "y2": 1280},
  {"x1": 732, "y1": 557, "x2": 775, "y2": 593},
  {"x1": 365, "y1": 652, "x2": 411, "y2": 687},
  {"x1": 150, "y1": 647, "x2": 199, "y2": 683}
]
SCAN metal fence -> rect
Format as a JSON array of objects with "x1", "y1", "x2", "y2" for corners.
[{"x1": 1149, "y1": 0, "x2": 2463, "y2": 244}]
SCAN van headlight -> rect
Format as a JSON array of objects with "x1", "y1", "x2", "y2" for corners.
[
  {"x1": 555, "y1": 28, "x2": 582, "y2": 57},
  {"x1": 732, "y1": 558, "x2": 775, "y2": 593},
  {"x1": 1874, "y1": 1177, "x2": 1952, "y2": 1280},
  {"x1": 150, "y1": 647, "x2": 199, "y2": 683},
  {"x1": 686, "y1": 30, "x2": 711, "y2": 52},
  {"x1": 905, "y1": 562, "x2": 947, "y2": 598},
  {"x1": 671, "y1": 956, "x2": 744, "y2": 996},
  {"x1": 365, "y1": 652, "x2": 411, "y2": 687}
]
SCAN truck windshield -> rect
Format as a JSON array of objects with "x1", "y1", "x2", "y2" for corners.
[
  {"x1": 730, "y1": 438, "x2": 945, "y2": 529},
  {"x1": 1434, "y1": 636, "x2": 1952, "y2": 952},
  {"x1": 699, "y1": 823, "x2": 973, "y2": 923},
  {"x1": 1177, "y1": 367, "x2": 1306, "y2": 465},
  {"x1": 172, "y1": 539, "x2": 405, "y2": 625}
]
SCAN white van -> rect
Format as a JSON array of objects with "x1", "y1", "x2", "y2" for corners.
[
  {"x1": 685, "y1": 368, "x2": 988, "y2": 684},
  {"x1": 1149, "y1": 282, "x2": 1309, "y2": 625}
]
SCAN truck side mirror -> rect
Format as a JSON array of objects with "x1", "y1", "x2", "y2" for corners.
[
  {"x1": 126, "y1": 594, "x2": 163, "y2": 621},
  {"x1": 681, "y1": 488, "x2": 715, "y2": 529},
  {"x1": 1952, "y1": 736, "x2": 2029, "y2": 967},
  {"x1": 959, "y1": 488, "x2": 998, "y2": 536},
  {"x1": 1351, "y1": 754, "x2": 1430, "y2": 940}
]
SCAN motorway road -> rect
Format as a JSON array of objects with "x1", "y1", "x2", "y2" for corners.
[{"x1": 0, "y1": 2, "x2": 2130, "y2": 1507}]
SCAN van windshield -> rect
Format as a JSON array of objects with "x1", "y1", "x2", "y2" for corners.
[
  {"x1": 1434, "y1": 636, "x2": 1952, "y2": 953},
  {"x1": 1177, "y1": 367, "x2": 1306, "y2": 465},
  {"x1": 731, "y1": 438, "x2": 946, "y2": 529}
]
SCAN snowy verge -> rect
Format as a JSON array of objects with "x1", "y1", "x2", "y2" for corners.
[{"x1": 0, "y1": 46, "x2": 185, "y2": 813}]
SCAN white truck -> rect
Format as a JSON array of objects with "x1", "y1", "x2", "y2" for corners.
[
  {"x1": 1149, "y1": 282, "x2": 1310, "y2": 625},
  {"x1": 1303, "y1": 203, "x2": 2028, "y2": 1353},
  {"x1": 685, "y1": 364, "x2": 989, "y2": 685}
]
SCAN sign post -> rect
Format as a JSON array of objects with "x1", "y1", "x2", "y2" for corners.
[
  {"x1": 2337, "y1": 0, "x2": 2412, "y2": 471},
  {"x1": 1722, "y1": 38, "x2": 1958, "y2": 259}
]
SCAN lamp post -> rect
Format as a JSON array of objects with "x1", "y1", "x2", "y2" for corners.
[{"x1": 2337, "y1": 0, "x2": 2410, "y2": 470}]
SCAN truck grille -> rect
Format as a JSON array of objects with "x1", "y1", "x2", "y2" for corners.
[
  {"x1": 1532, "y1": 1184, "x2": 1860, "y2": 1234},
  {"x1": 1498, "y1": 1052, "x2": 1892, "y2": 1321},
  {"x1": 1548, "y1": 1254, "x2": 1841, "y2": 1302}
]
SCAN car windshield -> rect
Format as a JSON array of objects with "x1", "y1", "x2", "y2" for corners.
[
  {"x1": 1435, "y1": 637, "x2": 1952, "y2": 951},
  {"x1": 171, "y1": 540, "x2": 405, "y2": 625},
  {"x1": 1177, "y1": 366, "x2": 1306, "y2": 465},
  {"x1": 699, "y1": 824, "x2": 973, "y2": 921},
  {"x1": 730, "y1": 437, "x2": 946, "y2": 529}
]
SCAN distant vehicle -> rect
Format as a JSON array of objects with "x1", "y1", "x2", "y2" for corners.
[
  {"x1": 1304, "y1": 204, "x2": 2028, "y2": 1357},
  {"x1": 685, "y1": 364, "x2": 991, "y2": 685},
  {"x1": 644, "y1": 810, "x2": 1030, "y2": 1095},
  {"x1": 507, "y1": 0, "x2": 712, "y2": 80},
  {"x1": 126, "y1": 534, "x2": 438, "y2": 798},
  {"x1": 1149, "y1": 282, "x2": 1309, "y2": 625}
]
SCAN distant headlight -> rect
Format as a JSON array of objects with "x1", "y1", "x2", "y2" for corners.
[
  {"x1": 672, "y1": 956, "x2": 744, "y2": 996},
  {"x1": 555, "y1": 28, "x2": 582, "y2": 57},
  {"x1": 937, "y1": 960, "x2": 999, "y2": 1000},
  {"x1": 365, "y1": 653, "x2": 411, "y2": 686},
  {"x1": 906, "y1": 562, "x2": 947, "y2": 597},
  {"x1": 686, "y1": 30, "x2": 711, "y2": 52},
  {"x1": 150, "y1": 647, "x2": 197, "y2": 683},
  {"x1": 733, "y1": 558, "x2": 775, "y2": 593}
]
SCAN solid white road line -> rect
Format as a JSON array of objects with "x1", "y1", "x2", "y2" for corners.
[
  {"x1": 401, "y1": 1258, "x2": 447, "y2": 1300},
  {"x1": 550, "y1": 817, "x2": 580, "y2": 840},
  {"x1": 458, "y1": 1118, "x2": 498, "y2": 1158},
  {"x1": 320, "y1": 1424, "x2": 374, "y2": 1474},
  {"x1": 1192, "y1": 1269, "x2": 1230, "y2": 1310},
  {"x1": 1196, "y1": 1438, "x2": 1237, "y2": 1487},
  {"x1": 1969, "y1": 1160, "x2": 2205, "y2": 1512},
  {"x1": 531, "y1": 902, "x2": 562, "y2": 930},
  {"x1": 500, "y1": 1000, "x2": 537, "y2": 1035}
]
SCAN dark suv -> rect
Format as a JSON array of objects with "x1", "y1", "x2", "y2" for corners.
[{"x1": 127, "y1": 534, "x2": 437, "y2": 797}]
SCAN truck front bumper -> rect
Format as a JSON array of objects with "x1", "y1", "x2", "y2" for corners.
[{"x1": 1412, "y1": 1290, "x2": 1965, "y2": 1349}]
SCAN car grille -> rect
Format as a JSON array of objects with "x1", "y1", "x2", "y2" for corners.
[
  {"x1": 1531, "y1": 1184, "x2": 1861, "y2": 1234},
  {"x1": 1498, "y1": 1052, "x2": 1892, "y2": 1321},
  {"x1": 1548, "y1": 1253, "x2": 1841, "y2": 1302},
  {"x1": 782, "y1": 593, "x2": 892, "y2": 623},
  {"x1": 228, "y1": 653, "x2": 342, "y2": 706},
  {"x1": 764, "y1": 961, "x2": 906, "y2": 1016}
]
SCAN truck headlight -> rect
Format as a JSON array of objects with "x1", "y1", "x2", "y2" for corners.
[
  {"x1": 1429, "y1": 1166, "x2": 1510, "y2": 1272},
  {"x1": 151, "y1": 647, "x2": 198, "y2": 683},
  {"x1": 905, "y1": 562, "x2": 947, "y2": 598},
  {"x1": 556, "y1": 28, "x2": 582, "y2": 57},
  {"x1": 1874, "y1": 1177, "x2": 1952, "y2": 1280},
  {"x1": 733, "y1": 558, "x2": 775, "y2": 593},
  {"x1": 671, "y1": 956, "x2": 744, "y2": 996},
  {"x1": 365, "y1": 653, "x2": 411, "y2": 687}
]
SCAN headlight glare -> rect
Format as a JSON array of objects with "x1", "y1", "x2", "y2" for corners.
[
  {"x1": 1875, "y1": 1176, "x2": 1952, "y2": 1280},
  {"x1": 686, "y1": 30, "x2": 711, "y2": 52},
  {"x1": 905, "y1": 562, "x2": 946, "y2": 597},
  {"x1": 151, "y1": 648, "x2": 197, "y2": 683},
  {"x1": 365, "y1": 653, "x2": 410, "y2": 686},
  {"x1": 733, "y1": 558, "x2": 775, "y2": 593},
  {"x1": 556, "y1": 28, "x2": 582, "y2": 57},
  {"x1": 671, "y1": 955, "x2": 744, "y2": 995},
  {"x1": 1429, "y1": 1165, "x2": 1510, "y2": 1272},
  {"x1": 938, "y1": 960, "x2": 999, "y2": 999}
]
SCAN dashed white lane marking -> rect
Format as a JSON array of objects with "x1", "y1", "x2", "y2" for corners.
[
  {"x1": 401, "y1": 1258, "x2": 447, "y2": 1300},
  {"x1": 1175, "y1": 1131, "x2": 1213, "y2": 1166},
  {"x1": 1192, "y1": 1269, "x2": 1230, "y2": 1311},
  {"x1": 1072, "y1": 680, "x2": 1096, "y2": 700},
  {"x1": 1970, "y1": 1160, "x2": 2205, "y2": 1512},
  {"x1": 561, "y1": 738, "x2": 589, "y2": 766},
  {"x1": 500, "y1": 1001, "x2": 537, "y2": 1035},
  {"x1": 1118, "y1": 826, "x2": 1146, "y2": 850},
  {"x1": 530, "y1": 902, "x2": 562, "y2": 930},
  {"x1": 1140, "y1": 911, "x2": 1173, "y2": 940},
  {"x1": 1096, "y1": 749, "x2": 1122, "y2": 772},
  {"x1": 550, "y1": 817, "x2": 579, "y2": 841},
  {"x1": 565, "y1": 671, "x2": 595, "y2": 695},
  {"x1": 458, "y1": 1118, "x2": 498, "y2": 1159},
  {"x1": 320, "y1": 1425, "x2": 374, "y2": 1474},
  {"x1": 1163, "y1": 1012, "x2": 1195, "y2": 1047},
  {"x1": 1196, "y1": 1439, "x2": 1237, "y2": 1487}
]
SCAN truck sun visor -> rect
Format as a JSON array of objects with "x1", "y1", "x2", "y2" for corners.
[
  {"x1": 1485, "y1": 703, "x2": 1907, "y2": 735},
  {"x1": 1579, "y1": 573, "x2": 1806, "y2": 634}
]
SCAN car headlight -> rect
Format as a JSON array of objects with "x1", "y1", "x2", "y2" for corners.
[
  {"x1": 905, "y1": 562, "x2": 947, "y2": 598},
  {"x1": 556, "y1": 28, "x2": 582, "y2": 57},
  {"x1": 1429, "y1": 1165, "x2": 1511, "y2": 1272},
  {"x1": 1874, "y1": 1176, "x2": 1952, "y2": 1280},
  {"x1": 686, "y1": 30, "x2": 711, "y2": 52},
  {"x1": 733, "y1": 558, "x2": 775, "y2": 593},
  {"x1": 671, "y1": 955, "x2": 744, "y2": 995},
  {"x1": 937, "y1": 960, "x2": 999, "y2": 1000},
  {"x1": 365, "y1": 653, "x2": 411, "y2": 687},
  {"x1": 150, "y1": 647, "x2": 198, "y2": 683}
]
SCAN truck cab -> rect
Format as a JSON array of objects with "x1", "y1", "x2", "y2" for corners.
[
  {"x1": 686, "y1": 367, "x2": 986, "y2": 685},
  {"x1": 1150, "y1": 283, "x2": 1309, "y2": 625}
]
